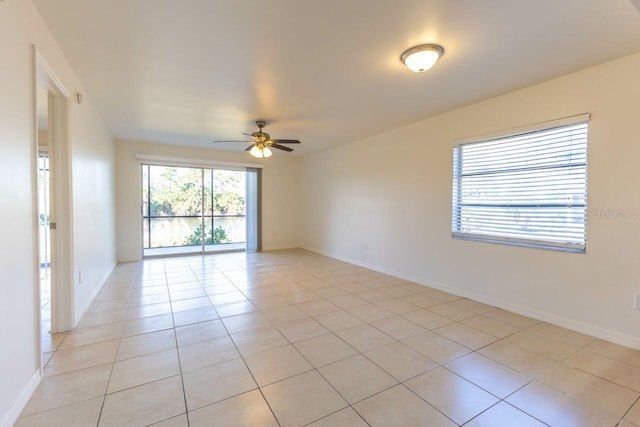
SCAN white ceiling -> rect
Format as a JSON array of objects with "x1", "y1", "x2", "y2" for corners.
[{"x1": 33, "y1": 0, "x2": 640, "y2": 156}]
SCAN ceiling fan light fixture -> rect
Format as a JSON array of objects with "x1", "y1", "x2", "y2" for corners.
[
  {"x1": 215, "y1": 120, "x2": 300, "y2": 157},
  {"x1": 249, "y1": 145, "x2": 263, "y2": 158},
  {"x1": 249, "y1": 144, "x2": 273, "y2": 158},
  {"x1": 400, "y1": 44, "x2": 444, "y2": 73}
]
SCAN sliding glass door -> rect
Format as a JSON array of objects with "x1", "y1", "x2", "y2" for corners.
[
  {"x1": 142, "y1": 164, "x2": 247, "y2": 256},
  {"x1": 205, "y1": 169, "x2": 246, "y2": 251}
]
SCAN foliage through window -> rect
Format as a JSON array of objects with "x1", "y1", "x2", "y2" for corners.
[
  {"x1": 142, "y1": 165, "x2": 246, "y2": 250},
  {"x1": 451, "y1": 116, "x2": 589, "y2": 252}
]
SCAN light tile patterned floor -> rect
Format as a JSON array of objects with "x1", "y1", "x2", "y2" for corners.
[{"x1": 18, "y1": 249, "x2": 640, "y2": 426}]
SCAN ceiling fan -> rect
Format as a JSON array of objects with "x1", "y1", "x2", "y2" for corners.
[{"x1": 215, "y1": 120, "x2": 301, "y2": 158}]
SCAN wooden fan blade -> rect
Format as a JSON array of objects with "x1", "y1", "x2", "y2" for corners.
[
  {"x1": 270, "y1": 143, "x2": 293, "y2": 152},
  {"x1": 270, "y1": 139, "x2": 301, "y2": 144},
  {"x1": 241, "y1": 132, "x2": 253, "y2": 136},
  {"x1": 245, "y1": 143, "x2": 256, "y2": 152}
]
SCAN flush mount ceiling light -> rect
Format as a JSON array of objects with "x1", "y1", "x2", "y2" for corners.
[{"x1": 400, "y1": 44, "x2": 444, "y2": 73}]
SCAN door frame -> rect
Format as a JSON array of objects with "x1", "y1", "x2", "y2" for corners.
[{"x1": 33, "y1": 48, "x2": 74, "y2": 344}]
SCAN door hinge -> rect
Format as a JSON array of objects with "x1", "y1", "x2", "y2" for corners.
[{"x1": 49, "y1": 222, "x2": 57, "y2": 230}]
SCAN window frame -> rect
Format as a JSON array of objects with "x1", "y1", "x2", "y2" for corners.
[{"x1": 451, "y1": 114, "x2": 590, "y2": 253}]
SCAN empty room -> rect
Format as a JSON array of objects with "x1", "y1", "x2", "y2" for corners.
[{"x1": 2, "y1": 1, "x2": 640, "y2": 426}]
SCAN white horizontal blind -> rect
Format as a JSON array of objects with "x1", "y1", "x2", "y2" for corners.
[{"x1": 452, "y1": 119, "x2": 589, "y2": 252}]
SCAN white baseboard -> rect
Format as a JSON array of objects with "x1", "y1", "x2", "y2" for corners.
[
  {"x1": 306, "y1": 247, "x2": 640, "y2": 350},
  {"x1": 1, "y1": 369, "x2": 41, "y2": 427},
  {"x1": 73, "y1": 261, "x2": 117, "y2": 327}
]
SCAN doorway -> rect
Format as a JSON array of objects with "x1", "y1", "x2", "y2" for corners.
[
  {"x1": 35, "y1": 72, "x2": 55, "y2": 355},
  {"x1": 37, "y1": 151, "x2": 51, "y2": 335},
  {"x1": 34, "y1": 49, "x2": 74, "y2": 357}
]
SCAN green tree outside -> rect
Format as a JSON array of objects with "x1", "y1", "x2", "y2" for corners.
[
  {"x1": 144, "y1": 165, "x2": 246, "y2": 247},
  {"x1": 183, "y1": 224, "x2": 230, "y2": 246}
]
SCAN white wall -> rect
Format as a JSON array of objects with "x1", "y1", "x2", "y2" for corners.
[
  {"x1": 0, "y1": 1, "x2": 116, "y2": 425},
  {"x1": 300, "y1": 53, "x2": 640, "y2": 348},
  {"x1": 72, "y1": 100, "x2": 117, "y2": 319},
  {"x1": 115, "y1": 139, "x2": 300, "y2": 261}
]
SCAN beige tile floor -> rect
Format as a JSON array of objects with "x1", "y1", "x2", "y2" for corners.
[{"x1": 18, "y1": 249, "x2": 640, "y2": 426}]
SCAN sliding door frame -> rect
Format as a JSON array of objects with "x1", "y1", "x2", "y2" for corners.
[{"x1": 140, "y1": 162, "x2": 258, "y2": 257}]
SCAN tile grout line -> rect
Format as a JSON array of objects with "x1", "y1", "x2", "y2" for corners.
[
  {"x1": 94, "y1": 273, "x2": 136, "y2": 427},
  {"x1": 617, "y1": 395, "x2": 640, "y2": 426},
  {"x1": 170, "y1": 258, "x2": 195, "y2": 427},
  {"x1": 218, "y1": 262, "x2": 375, "y2": 425},
  {"x1": 168, "y1": 256, "x2": 298, "y2": 422},
  {"x1": 215, "y1": 265, "x2": 284, "y2": 427}
]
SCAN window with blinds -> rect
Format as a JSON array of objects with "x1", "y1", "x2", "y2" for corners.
[{"x1": 452, "y1": 115, "x2": 589, "y2": 252}]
